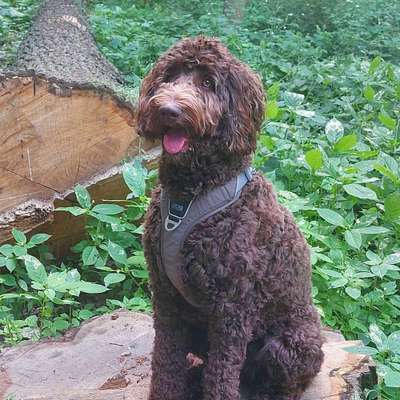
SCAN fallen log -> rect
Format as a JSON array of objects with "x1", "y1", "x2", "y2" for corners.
[
  {"x1": 0, "y1": 311, "x2": 377, "y2": 400},
  {"x1": 0, "y1": 0, "x2": 155, "y2": 248}
]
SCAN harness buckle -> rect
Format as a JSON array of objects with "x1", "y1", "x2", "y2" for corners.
[{"x1": 164, "y1": 198, "x2": 193, "y2": 231}]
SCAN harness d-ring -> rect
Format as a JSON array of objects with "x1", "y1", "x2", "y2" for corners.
[{"x1": 164, "y1": 198, "x2": 194, "y2": 231}]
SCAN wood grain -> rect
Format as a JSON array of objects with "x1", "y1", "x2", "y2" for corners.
[{"x1": 0, "y1": 311, "x2": 376, "y2": 400}]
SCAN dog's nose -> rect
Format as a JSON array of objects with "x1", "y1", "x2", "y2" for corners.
[{"x1": 159, "y1": 104, "x2": 182, "y2": 120}]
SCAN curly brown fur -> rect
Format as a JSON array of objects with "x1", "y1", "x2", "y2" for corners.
[{"x1": 138, "y1": 36, "x2": 323, "y2": 400}]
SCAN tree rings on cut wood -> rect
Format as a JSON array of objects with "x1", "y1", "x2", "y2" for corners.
[
  {"x1": 0, "y1": 311, "x2": 376, "y2": 400},
  {"x1": 0, "y1": 0, "x2": 158, "y2": 248}
]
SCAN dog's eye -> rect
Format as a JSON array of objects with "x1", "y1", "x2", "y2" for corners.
[{"x1": 202, "y1": 78, "x2": 213, "y2": 88}]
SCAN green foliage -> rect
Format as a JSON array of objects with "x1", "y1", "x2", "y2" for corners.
[
  {"x1": 0, "y1": 158, "x2": 152, "y2": 344},
  {"x1": 2, "y1": 0, "x2": 400, "y2": 397},
  {"x1": 347, "y1": 324, "x2": 400, "y2": 392},
  {"x1": 0, "y1": 0, "x2": 38, "y2": 67}
]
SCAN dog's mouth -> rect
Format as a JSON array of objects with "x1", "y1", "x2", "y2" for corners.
[{"x1": 163, "y1": 130, "x2": 190, "y2": 155}]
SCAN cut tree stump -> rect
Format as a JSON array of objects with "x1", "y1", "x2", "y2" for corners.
[
  {"x1": 0, "y1": 0, "x2": 156, "y2": 249},
  {"x1": 0, "y1": 310, "x2": 377, "y2": 400}
]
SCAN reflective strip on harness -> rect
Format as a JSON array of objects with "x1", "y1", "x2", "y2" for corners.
[{"x1": 160, "y1": 167, "x2": 253, "y2": 306}]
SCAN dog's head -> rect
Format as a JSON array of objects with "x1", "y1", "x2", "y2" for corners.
[{"x1": 137, "y1": 36, "x2": 264, "y2": 159}]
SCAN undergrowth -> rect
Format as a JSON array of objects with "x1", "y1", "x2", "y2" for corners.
[{"x1": 0, "y1": 0, "x2": 399, "y2": 398}]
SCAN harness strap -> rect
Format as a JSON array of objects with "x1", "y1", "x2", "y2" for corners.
[{"x1": 160, "y1": 167, "x2": 253, "y2": 306}]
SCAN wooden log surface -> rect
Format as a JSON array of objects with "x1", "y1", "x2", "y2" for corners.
[
  {"x1": 0, "y1": 0, "x2": 159, "y2": 245},
  {"x1": 0, "y1": 310, "x2": 376, "y2": 400}
]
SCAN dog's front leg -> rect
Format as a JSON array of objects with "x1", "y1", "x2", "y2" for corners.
[
  {"x1": 202, "y1": 312, "x2": 249, "y2": 400},
  {"x1": 149, "y1": 299, "x2": 192, "y2": 400}
]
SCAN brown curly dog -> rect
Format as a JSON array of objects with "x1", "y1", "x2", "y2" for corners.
[{"x1": 137, "y1": 36, "x2": 323, "y2": 400}]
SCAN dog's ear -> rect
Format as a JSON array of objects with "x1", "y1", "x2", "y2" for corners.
[
  {"x1": 137, "y1": 62, "x2": 166, "y2": 137},
  {"x1": 219, "y1": 62, "x2": 265, "y2": 154}
]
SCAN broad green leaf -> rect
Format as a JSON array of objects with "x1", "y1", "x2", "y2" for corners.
[
  {"x1": 18, "y1": 279, "x2": 28, "y2": 291},
  {"x1": 344, "y1": 230, "x2": 362, "y2": 249},
  {"x1": 25, "y1": 315, "x2": 38, "y2": 327},
  {"x1": 325, "y1": 118, "x2": 344, "y2": 143},
  {"x1": 368, "y1": 56, "x2": 382, "y2": 75},
  {"x1": 345, "y1": 345, "x2": 378, "y2": 356},
  {"x1": 374, "y1": 164, "x2": 400, "y2": 184},
  {"x1": 46, "y1": 271, "x2": 79, "y2": 292},
  {"x1": 13, "y1": 245, "x2": 27, "y2": 257},
  {"x1": 387, "y1": 331, "x2": 400, "y2": 353},
  {"x1": 74, "y1": 184, "x2": 92, "y2": 209},
  {"x1": 94, "y1": 254, "x2": 107, "y2": 269},
  {"x1": 266, "y1": 100, "x2": 279, "y2": 119},
  {"x1": 305, "y1": 149, "x2": 323, "y2": 170},
  {"x1": 0, "y1": 292, "x2": 19, "y2": 300},
  {"x1": 31, "y1": 281, "x2": 45, "y2": 290},
  {"x1": 0, "y1": 256, "x2": 6, "y2": 267},
  {"x1": 78, "y1": 281, "x2": 109, "y2": 294},
  {"x1": 369, "y1": 324, "x2": 387, "y2": 351},
  {"x1": 133, "y1": 225, "x2": 144, "y2": 234},
  {"x1": 107, "y1": 241, "x2": 127, "y2": 264},
  {"x1": 384, "y1": 368, "x2": 400, "y2": 388},
  {"x1": 345, "y1": 287, "x2": 361, "y2": 300},
  {"x1": 90, "y1": 212, "x2": 121, "y2": 225},
  {"x1": 363, "y1": 85, "x2": 375, "y2": 101},
  {"x1": 127, "y1": 251, "x2": 146, "y2": 266},
  {"x1": 5, "y1": 258, "x2": 17, "y2": 272},
  {"x1": 355, "y1": 226, "x2": 390, "y2": 234},
  {"x1": 78, "y1": 309, "x2": 94, "y2": 320},
  {"x1": 371, "y1": 264, "x2": 389, "y2": 278},
  {"x1": 319, "y1": 269, "x2": 343, "y2": 278},
  {"x1": 295, "y1": 109, "x2": 315, "y2": 118},
  {"x1": 22, "y1": 255, "x2": 47, "y2": 284},
  {"x1": 0, "y1": 274, "x2": 16, "y2": 286},
  {"x1": 377, "y1": 152, "x2": 399, "y2": 175},
  {"x1": 0, "y1": 244, "x2": 13, "y2": 257},
  {"x1": 283, "y1": 91, "x2": 304, "y2": 107},
  {"x1": 56, "y1": 206, "x2": 87, "y2": 216},
  {"x1": 317, "y1": 208, "x2": 346, "y2": 227},
  {"x1": 104, "y1": 272, "x2": 126, "y2": 286},
  {"x1": 385, "y1": 192, "x2": 400, "y2": 221},
  {"x1": 132, "y1": 269, "x2": 149, "y2": 279},
  {"x1": 378, "y1": 112, "x2": 397, "y2": 131},
  {"x1": 343, "y1": 184, "x2": 378, "y2": 201},
  {"x1": 29, "y1": 234, "x2": 51, "y2": 245},
  {"x1": 123, "y1": 158, "x2": 147, "y2": 198},
  {"x1": 366, "y1": 250, "x2": 381, "y2": 264},
  {"x1": 53, "y1": 318, "x2": 70, "y2": 331},
  {"x1": 82, "y1": 246, "x2": 99, "y2": 266},
  {"x1": 12, "y1": 228, "x2": 26, "y2": 245},
  {"x1": 334, "y1": 134, "x2": 357, "y2": 152},
  {"x1": 44, "y1": 288, "x2": 56, "y2": 301},
  {"x1": 330, "y1": 277, "x2": 348, "y2": 288},
  {"x1": 384, "y1": 252, "x2": 400, "y2": 265},
  {"x1": 92, "y1": 204, "x2": 125, "y2": 215}
]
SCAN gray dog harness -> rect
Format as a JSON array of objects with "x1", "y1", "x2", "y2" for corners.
[{"x1": 160, "y1": 167, "x2": 253, "y2": 305}]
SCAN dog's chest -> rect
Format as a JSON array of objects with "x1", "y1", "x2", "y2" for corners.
[{"x1": 158, "y1": 169, "x2": 253, "y2": 306}]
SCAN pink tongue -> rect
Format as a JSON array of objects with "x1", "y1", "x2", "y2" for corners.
[{"x1": 163, "y1": 132, "x2": 188, "y2": 154}]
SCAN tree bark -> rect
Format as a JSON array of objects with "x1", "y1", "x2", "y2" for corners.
[
  {"x1": 15, "y1": 0, "x2": 123, "y2": 92},
  {"x1": 0, "y1": 0, "x2": 155, "y2": 248}
]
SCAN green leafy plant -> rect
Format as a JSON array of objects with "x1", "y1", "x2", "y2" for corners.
[
  {"x1": 0, "y1": 158, "x2": 153, "y2": 344},
  {"x1": 2, "y1": 0, "x2": 400, "y2": 397},
  {"x1": 347, "y1": 324, "x2": 400, "y2": 397}
]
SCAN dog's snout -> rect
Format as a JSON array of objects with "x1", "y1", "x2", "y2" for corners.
[{"x1": 159, "y1": 104, "x2": 182, "y2": 120}]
